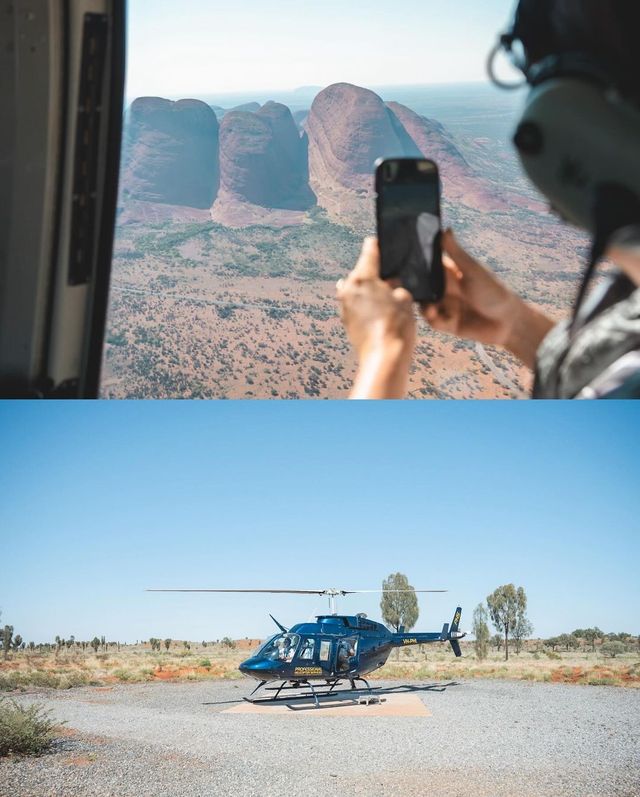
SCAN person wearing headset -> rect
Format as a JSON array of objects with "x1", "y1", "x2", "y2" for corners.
[{"x1": 337, "y1": 0, "x2": 640, "y2": 399}]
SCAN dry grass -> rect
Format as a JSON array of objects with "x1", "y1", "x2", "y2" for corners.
[
  {"x1": 374, "y1": 646, "x2": 640, "y2": 687},
  {"x1": 1, "y1": 641, "x2": 638, "y2": 692}
]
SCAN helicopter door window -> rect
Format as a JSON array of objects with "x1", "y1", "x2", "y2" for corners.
[
  {"x1": 298, "y1": 638, "x2": 315, "y2": 660},
  {"x1": 337, "y1": 637, "x2": 357, "y2": 672},
  {"x1": 319, "y1": 640, "x2": 331, "y2": 662}
]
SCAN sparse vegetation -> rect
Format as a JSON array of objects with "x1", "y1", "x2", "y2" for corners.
[
  {"x1": 472, "y1": 603, "x2": 490, "y2": 660},
  {"x1": 0, "y1": 699, "x2": 60, "y2": 756},
  {"x1": 102, "y1": 198, "x2": 572, "y2": 401},
  {"x1": 0, "y1": 620, "x2": 636, "y2": 693}
]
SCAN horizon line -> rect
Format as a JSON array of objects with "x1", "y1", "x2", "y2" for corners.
[{"x1": 124, "y1": 78, "x2": 492, "y2": 105}]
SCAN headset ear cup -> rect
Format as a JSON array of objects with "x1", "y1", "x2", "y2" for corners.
[{"x1": 514, "y1": 78, "x2": 640, "y2": 234}]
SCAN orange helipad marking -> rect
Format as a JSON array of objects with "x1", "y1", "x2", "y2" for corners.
[{"x1": 223, "y1": 693, "x2": 431, "y2": 717}]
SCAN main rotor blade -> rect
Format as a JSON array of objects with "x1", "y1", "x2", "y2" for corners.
[
  {"x1": 147, "y1": 588, "x2": 448, "y2": 594},
  {"x1": 146, "y1": 589, "x2": 331, "y2": 594},
  {"x1": 342, "y1": 590, "x2": 448, "y2": 594}
]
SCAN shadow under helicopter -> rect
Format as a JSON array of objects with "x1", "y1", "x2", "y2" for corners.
[{"x1": 201, "y1": 681, "x2": 460, "y2": 708}]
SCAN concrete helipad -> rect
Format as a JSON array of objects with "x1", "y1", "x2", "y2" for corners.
[{"x1": 223, "y1": 692, "x2": 431, "y2": 716}]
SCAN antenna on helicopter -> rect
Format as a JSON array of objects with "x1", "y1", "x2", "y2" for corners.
[{"x1": 146, "y1": 587, "x2": 447, "y2": 615}]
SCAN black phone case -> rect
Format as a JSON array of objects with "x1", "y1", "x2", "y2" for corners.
[{"x1": 375, "y1": 158, "x2": 445, "y2": 304}]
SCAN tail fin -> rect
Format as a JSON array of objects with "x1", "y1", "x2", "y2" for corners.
[
  {"x1": 449, "y1": 607, "x2": 463, "y2": 657},
  {"x1": 440, "y1": 623, "x2": 449, "y2": 640}
]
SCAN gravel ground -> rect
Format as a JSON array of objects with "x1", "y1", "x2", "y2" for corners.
[{"x1": 2, "y1": 679, "x2": 639, "y2": 797}]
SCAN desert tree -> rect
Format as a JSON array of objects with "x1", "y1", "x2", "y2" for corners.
[
  {"x1": 573, "y1": 627, "x2": 604, "y2": 653},
  {"x1": 487, "y1": 584, "x2": 528, "y2": 661},
  {"x1": 2, "y1": 625, "x2": 13, "y2": 660},
  {"x1": 601, "y1": 641, "x2": 625, "y2": 658},
  {"x1": 558, "y1": 633, "x2": 579, "y2": 652},
  {"x1": 513, "y1": 589, "x2": 533, "y2": 654},
  {"x1": 492, "y1": 633, "x2": 503, "y2": 652},
  {"x1": 472, "y1": 603, "x2": 490, "y2": 660},
  {"x1": 90, "y1": 637, "x2": 100, "y2": 653},
  {"x1": 380, "y1": 573, "x2": 419, "y2": 633},
  {"x1": 164, "y1": 638, "x2": 172, "y2": 651}
]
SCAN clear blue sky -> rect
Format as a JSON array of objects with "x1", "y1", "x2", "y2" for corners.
[
  {"x1": 1, "y1": 402, "x2": 638, "y2": 644},
  {"x1": 127, "y1": 0, "x2": 518, "y2": 98}
]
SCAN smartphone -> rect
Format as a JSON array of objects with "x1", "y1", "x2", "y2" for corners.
[{"x1": 375, "y1": 158, "x2": 444, "y2": 303}]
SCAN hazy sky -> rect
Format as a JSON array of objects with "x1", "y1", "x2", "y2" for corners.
[
  {"x1": 126, "y1": 0, "x2": 517, "y2": 98},
  {"x1": 2, "y1": 402, "x2": 638, "y2": 644}
]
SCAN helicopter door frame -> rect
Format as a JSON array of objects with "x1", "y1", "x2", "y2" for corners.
[
  {"x1": 333, "y1": 636, "x2": 358, "y2": 675},
  {"x1": 0, "y1": 0, "x2": 126, "y2": 397},
  {"x1": 292, "y1": 635, "x2": 316, "y2": 664}
]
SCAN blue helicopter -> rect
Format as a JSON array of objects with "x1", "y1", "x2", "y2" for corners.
[{"x1": 148, "y1": 587, "x2": 466, "y2": 706}]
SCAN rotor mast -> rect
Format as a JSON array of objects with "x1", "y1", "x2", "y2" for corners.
[{"x1": 325, "y1": 588, "x2": 343, "y2": 615}]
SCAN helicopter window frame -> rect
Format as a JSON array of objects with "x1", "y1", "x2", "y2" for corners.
[
  {"x1": 296, "y1": 637, "x2": 316, "y2": 661},
  {"x1": 319, "y1": 639, "x2": 331, "y2": 662}
]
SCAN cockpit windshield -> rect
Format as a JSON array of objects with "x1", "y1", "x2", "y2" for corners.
[
  {"x1": 253, "y1": 634, "x2": 279, "y2": 657},
  {"x1": 258, "y1": 633, "x2": 301, "y2": 663}
]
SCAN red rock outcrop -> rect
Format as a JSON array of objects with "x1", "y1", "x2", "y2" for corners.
[
  {"x1": 306, "y1": 83, "x2": 421, "y2": 196},
  {"x1": 216, "y1": 102, "x2": 314, "y2": 210},
  {"x1": 120, "y1": 97, "x2": 219, "y2": 209},
  {"x1": 305, "y1": 83, "x2": 423, "y2": 222},
  {"x1": 386, "y1": 101, "x2": 514, "y2": 213}
]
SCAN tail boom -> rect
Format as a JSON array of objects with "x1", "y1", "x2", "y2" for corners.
[{"x1": 390, "y1": 607, "x2": 465, "y2": 655}]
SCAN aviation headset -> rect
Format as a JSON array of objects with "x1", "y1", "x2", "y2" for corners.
[{"x1": 488, "y1": 0, "x2": 640, "y2": 328}]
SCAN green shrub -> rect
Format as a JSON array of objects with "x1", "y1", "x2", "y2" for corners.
[
  {"x1": 199, "y1": 659, "x2": 211, "y2": 669},
  {"x1": 0, "y1": 699, "x2": 60, "y2": 756},
  {"x1": 601, "y1": 642, "x2": 626, "y2": 658}
]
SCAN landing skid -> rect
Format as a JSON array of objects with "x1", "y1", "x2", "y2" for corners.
[{"x1": 243, "y1": 676, "x2": 374, "y2": 709}]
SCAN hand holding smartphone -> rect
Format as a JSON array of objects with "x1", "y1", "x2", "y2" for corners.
[{"x1": 375, "y1": 158, "x2": 445, "y2": 304}]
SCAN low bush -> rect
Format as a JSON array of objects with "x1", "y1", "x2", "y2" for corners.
[{"x1": 0, "y1": 699, "x2": 60, "y2": 756}]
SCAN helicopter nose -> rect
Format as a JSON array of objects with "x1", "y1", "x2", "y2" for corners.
[{"x1": 239, "y1": 657, "x2": 278, "y2": 679}]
